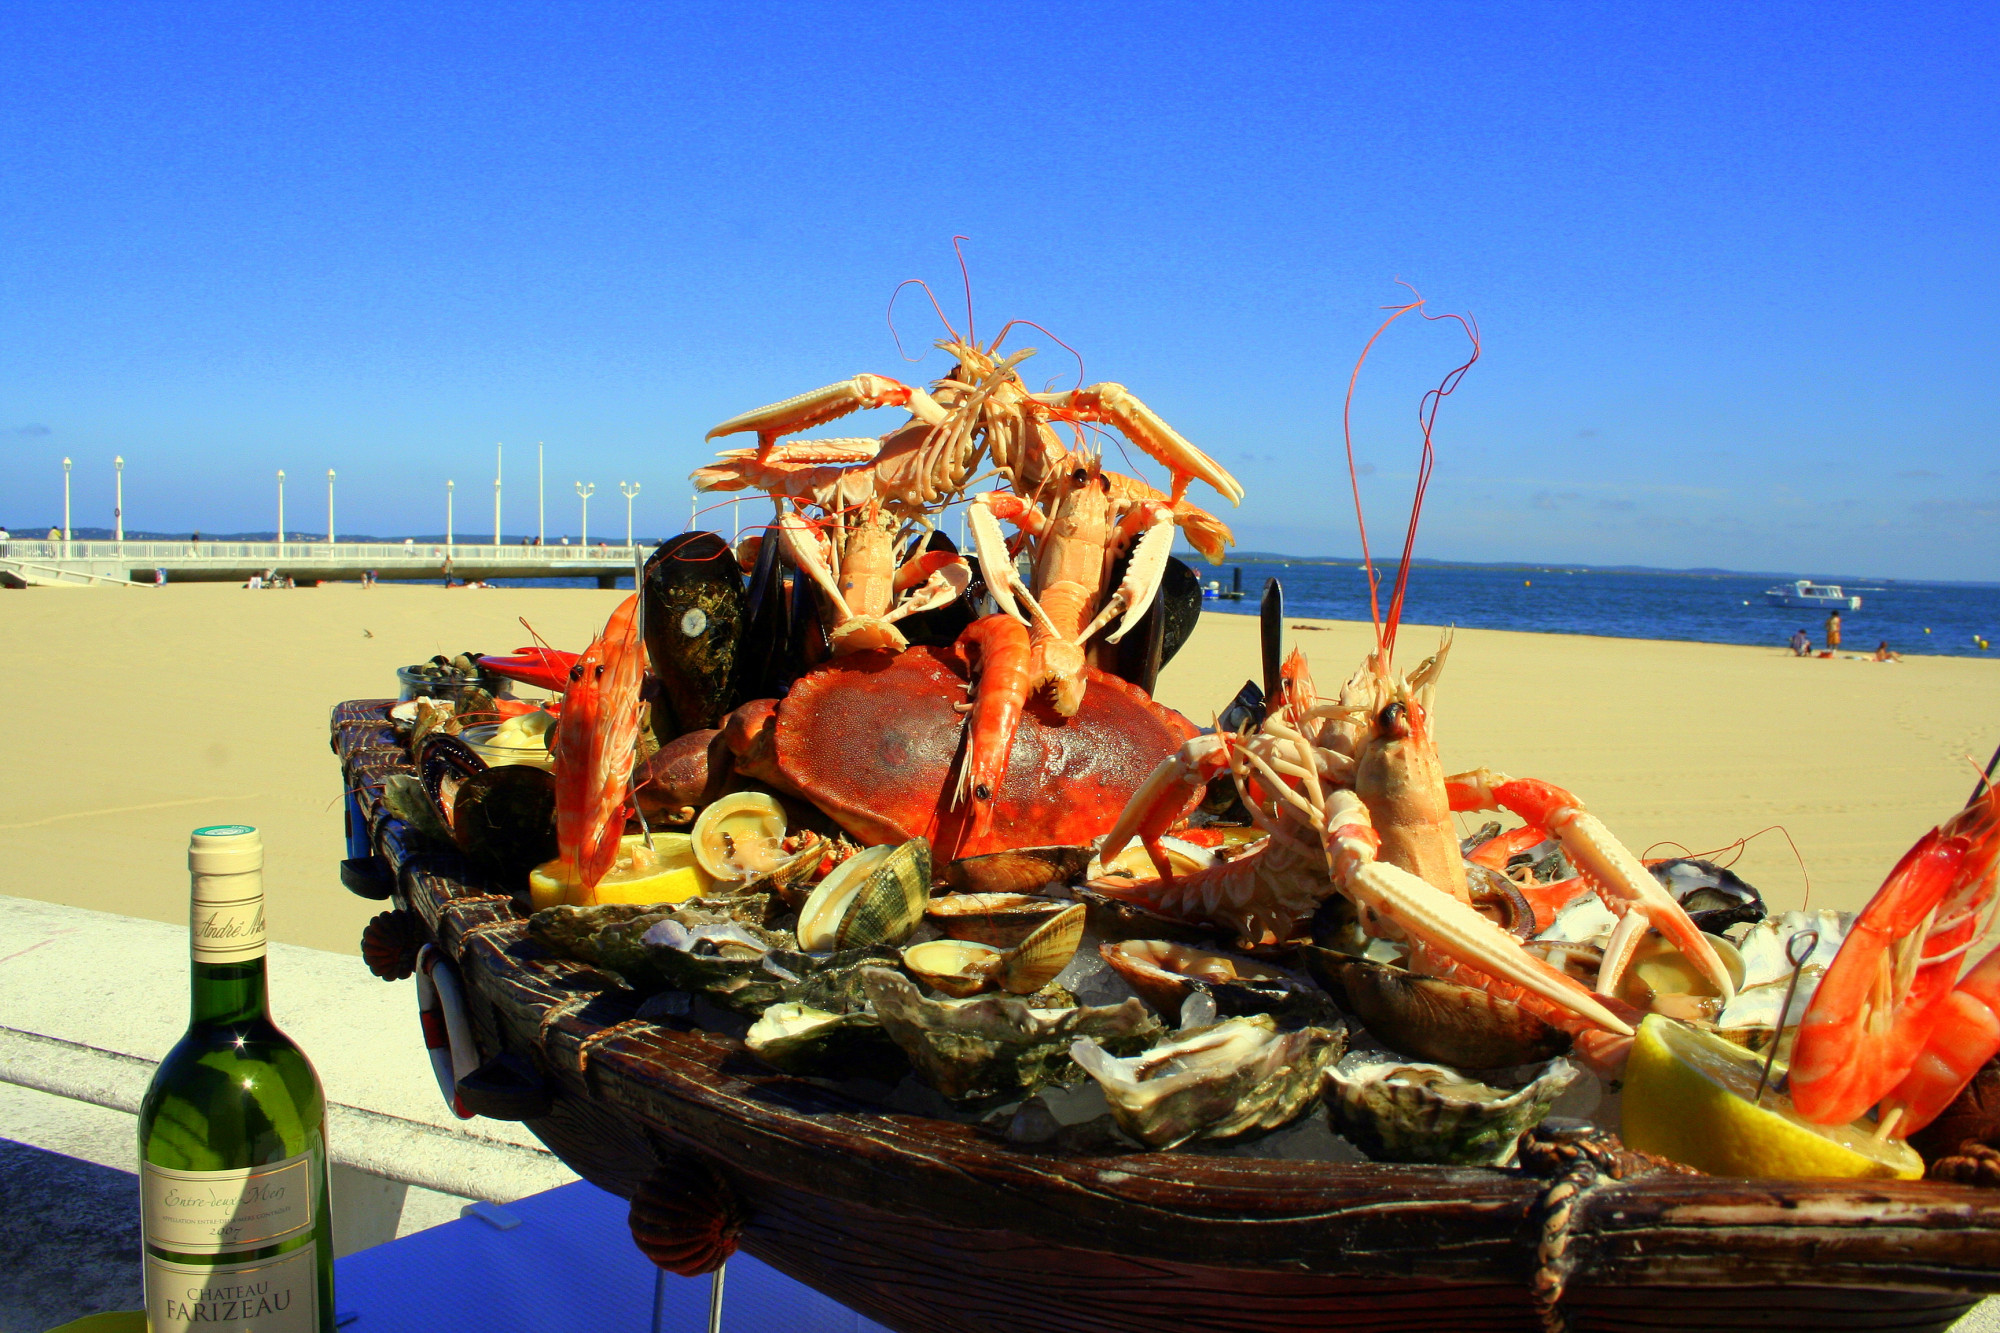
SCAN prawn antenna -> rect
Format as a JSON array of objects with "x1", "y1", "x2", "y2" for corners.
[
  {"x1": 952, "y1": 234, "x2": 975, "y2": 348},
  {"x1": 1339, "y1": 282, "x2": 1480, "y2": 669},
  {"x1": 888, "y1": 278, "x2": 961, "y2": 361},
  {"x1": 989, "y1": 318, "x2": 1087, "y2": 390}
]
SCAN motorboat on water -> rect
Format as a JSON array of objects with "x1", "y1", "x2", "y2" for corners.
[{"x1": 1764, "y1": 579, "x2": 1861, "y2": 610}]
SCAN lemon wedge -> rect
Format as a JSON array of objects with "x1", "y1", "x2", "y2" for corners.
[
  {"x1": 1622, "y1": 1014, "x2": 1922, "y2": 1180},
  {"x1": 529, "y1": 832, "x2": 713, "y2": 910}
]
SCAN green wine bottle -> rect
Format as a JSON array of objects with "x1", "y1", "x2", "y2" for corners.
[{"x1": 138, "y1": 825, "x2": 336, "y2": 1331}]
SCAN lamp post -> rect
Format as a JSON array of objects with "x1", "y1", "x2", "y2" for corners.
[
  {"x1": 537, "y1": 442, "x2": 545, "y2": 546},
  {"x1": 327, "y1": 469, "x2": 336, "y2": 545},
  {"x1": 575, "y1": 482, "x2": 595, "y2": 547},
  {"x1": 446, "y1": 479, "x2": 455, "y2": 551},
  {"x1": 61, "y1": 457, "x2": 71, "y2": 548},
  {"x1": 494, "y1": 443, "x2": 502, "y2": 546},
  {"x1": 276, "y1": 470, "x2": 285, "y2": 549},
  {"x1": 114, "y1": 456, "x2": 124, "y2": 548},
  {"x1": 619, "y1": 481, "x2": 640, "y2": 547}
]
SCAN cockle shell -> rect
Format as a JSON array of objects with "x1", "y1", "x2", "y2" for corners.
[
  {"x1": 690, "y1": 792, "x2": 788, "y2": 882},
  {"x1": 862, "y1": 967, "x2": 1161, "y2": 1103},
  {"x1": 925, "y1": 893, "x2": 1074, "y2": 948},
  {"x1": 1070, "y1": 1014, "x2": 1345, "y2": 1149},
  {"x1": 1325, "y1": 1055, "x2": 1578, "y2": 1167},
  {"x1": 796, "y1": 838, "x2": 931, "y2": 952},
  {"x1": 902, "y1": 903, "x2": 1086, "y2": 997}
]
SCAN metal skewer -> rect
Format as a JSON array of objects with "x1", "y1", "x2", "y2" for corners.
[
  {"x1": 1973, "y1": 740, "x2": 2000, "y2": 804},
  {"x1": 1754, "y1": 928, "x2": 1820, "y2": 1104},
  {"x1": 706, "y1": 1259, "x2": 728, "y2": 1333}
]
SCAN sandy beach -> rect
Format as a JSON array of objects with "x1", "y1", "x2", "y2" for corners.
[{"x1": 4, "y1": 581, "x2": 1994, "y2": 954}]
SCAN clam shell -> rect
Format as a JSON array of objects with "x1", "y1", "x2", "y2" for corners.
[
  {"x1": 797, "y1": 837, "x2": 931, "y2": 952},
  {"x1": 1086, "y1": 834, "x2": 1217, "y2": 882},
  {"x1": 1308, "y1": 950, "x2": 1568, "y2": 1070},
  {"x1": 925, "y1": 893, "x2": 1073, "y2": 948},
  {"x1": 1325, "y1": 1056, "x2": 1578, "y2": 1167},
  {"x1": 863, "y1": 967, "x2": 1161, "y2": 1104},
  {"x1": 691, "y1": 792, "x2": 787, "y2": 882},
  {"x1": 1100, "y1": 939, "x2": 1335, "y2": 1024},
  {"x1": 1071, "y1": 1015, "x2": 1345, "y2": 1149},
  {"x1": 1000, "y1": 902, "x2": 1086, "y2": 994},
  {"x1": 903, "y1": 939, "x2": 1008, "y2": 998},
  {"x1": 942, "y1": 846, "x2": 1093, "y2": 897}
]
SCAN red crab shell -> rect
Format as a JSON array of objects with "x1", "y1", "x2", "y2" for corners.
[{"x1": 729, "y1": 644, "x2": 1199, "y2": 863}]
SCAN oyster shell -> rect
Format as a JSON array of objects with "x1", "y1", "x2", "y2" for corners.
[
  {"x1": 901, "y1": 904, "x2": 1086, "y2": 998},
  {"x1": 925, "y1": 893, "x2": 1074, "y2": 948},
  {"x1": 1307, "y1": 950, "x2": 1567, "y2": 1070},
  {"x1": 1071, "y1": 1015, "x2": 1345, "y2": 1149},
  {"x1": 1717, "y1": 909, "x2": 1852, "y2": 1048},
  {"x1": 1100, "y1": 940, "x2": 1338, "y2": 1025},
  {"x1": 743, "y1": 1002, "x2": 907, "y2": 1081},
  {"x1": 942, "y1": 846, "x2": 1092, "y2": 897},
  {"x1": 863, "y1": 968, "x2": 1161, "y2": 1103},
  {"x1": 639, "y1": 916, "x2": 794, "y2": 1011},
  {"x1": 1325, "y1": 1056, "x2": 1578, "y2": 1166},
  {"x1": 797, "y1": 838, "x2": 931, "y2": 952},
  {"x1": 690, "y1": 792, "x2": 788, "y2": 882}
]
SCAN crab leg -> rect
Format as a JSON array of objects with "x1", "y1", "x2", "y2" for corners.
[
  {"x1": 706, "y1": 375, "x2": 943, "y2": 460},
  {"x1": 1099, "y1": 734, "x2": 1231, "y2": 882},
  {"x1": 1446, "y1": 768, "x2": 1736, "y2": 1004},
  {"x1": 1030, "y1": 383, "x2": 1243, "y2": 506}
]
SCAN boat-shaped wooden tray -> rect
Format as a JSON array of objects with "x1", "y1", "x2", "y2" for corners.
[{"x1": 332, "y1": 699, "x2": 2000, "y2": 1332}]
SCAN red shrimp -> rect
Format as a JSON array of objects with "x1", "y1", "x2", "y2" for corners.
[{"x1": 550, "y1": 595, "x2": 646, "y2": 896}]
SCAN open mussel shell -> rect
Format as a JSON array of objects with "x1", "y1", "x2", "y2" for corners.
[
  {"x1": 417, "y1": 733, "x2": 489, "y2": 833},
  {"x1": 1650, "y1": 858, "x2": 1767, "y2": 935},
  {"x1": 925, "y1": 893, "x2": 1073, "y2": 948},
  {"x1": 1325, "y1": 1055, "x2": 1578, "y2": 1167},
  {"x1": 1100, "y1": 940, "x2": 1336, "y2": 1025},
  {"x1": 863, "y1": 967, "x2": 1161, "y2": 1104},
  {"x1": 941, "y1": 846, "x2": 1092, "y2": 898},
  {"x1": 1071, "y1": 1015, "x2": 1345, "y2": 1150},
  {"x1": 742, "y1": 1003, "x2": 908, "y2": 1081},
  {"x1": 797, "y1": 838, "x2": 931, "y2": 952},
  {"x1": 1307, "y1": 950, "x2": 1568, "y2": 1070},
  {"x1": 1466, "y1": 863, "x2": 1538, "y2": 940},
  {"x1": 450, "y1": 764, "x2": 558, "y2": 886},
  {"x1": 691, "y1": 792, "x2": 787, "y2": 882}
]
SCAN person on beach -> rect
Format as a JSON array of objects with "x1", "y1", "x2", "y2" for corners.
[
  {"x1": 1873, "y1": 641, "x2": 1901, "y2": 662},
  {"x1": 1825, "y1": 610, "x2": 1842, "y2": 652},
  {"x1": 1790, "y1": 628, "x2": 1811, "y2": 656}
]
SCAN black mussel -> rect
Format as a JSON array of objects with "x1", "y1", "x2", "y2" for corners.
[
  {"x1": 644, "y1": 532, "x2": 747, "y2": 741},
  {"x1": 1459, "y1": 821, "x2": 1505, "y2": 858},
  {"x1": 452, "y1": 765, "x2": 559, "y2": 887},
  {"x1": 1099, "y1": 940, "x2": 1339, "y2": 1026},
  {"x1": 1260, "y1": 576, "x2": 1283, "y2": 707},
  {"x1": 1217, "y1": 679, "x2": 1265, "y2": 734},
  {"x1": 1466, "y1": 862, "x2": 1537, "y2": 940},
  {"x1": 1649, "y1": 858, "x2": 1766, "y2": 934},
  {"x1": 733, "y1": 517, "x2": 792, "y2": 704}
]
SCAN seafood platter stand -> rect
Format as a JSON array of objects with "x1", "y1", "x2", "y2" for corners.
[{"x1": 332, "y1": 368, "x2": 2000, "y2": 1331}]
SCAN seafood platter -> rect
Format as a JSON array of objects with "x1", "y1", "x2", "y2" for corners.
[{"x1": 334, "y1": 285, "x2": 2000, "y2": 1331}]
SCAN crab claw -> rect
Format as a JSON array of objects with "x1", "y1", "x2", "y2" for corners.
[
  {"x1": 1447, "y1": 768, "x2": 1737, "y2": 1005},
  {"x1": 1100, "y1": 733, "x2": 1230, "y2": 882},
  {"x1": 967, "y1": 493, "x2": 1031, "y2": 624},
  {"x1": 706, "y1": 375, "x2": 943, "y2": 459},
  {"x1": 1324, "y1": 791, "x2": 1635, "y2": 1037},
  {"x1": 1031, "y1": 383, "x2": 1243, "y2": 507}
]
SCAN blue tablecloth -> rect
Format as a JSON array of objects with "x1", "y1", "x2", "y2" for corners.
[{"x1": 334, "y1": 1181, "x2": 890, "y2": 1333}]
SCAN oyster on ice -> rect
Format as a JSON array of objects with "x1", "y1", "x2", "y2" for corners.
[
  {"x1": 1325, "y1": 1055, "x2": 1577, "y2": 1167},
  {"x1": 1071, "y1": 1015, "x2": 1345, "y2": 1149},
  {"x1": 862, "y1": 968, "x2": 1160, "y2": 1103}
]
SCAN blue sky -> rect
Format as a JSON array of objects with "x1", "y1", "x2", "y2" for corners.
[{"x1": 2, "y1": 2, "x2": 1995, "y2": 578}]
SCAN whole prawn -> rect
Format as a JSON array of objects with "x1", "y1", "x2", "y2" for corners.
[{"x1": 551, "y1": 594, "x2": 647, "y2": 895}]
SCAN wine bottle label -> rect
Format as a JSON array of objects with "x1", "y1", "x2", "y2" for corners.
[
  {"x1": 146, "y1": 1244, "x2": 318, "y2": 1333},
  {"x1": 143, "y1": 1151, "x2": 316, "y2": 1253},
  {"x1": 189, "y1": 823, "x2": 267, "y2": 963}
]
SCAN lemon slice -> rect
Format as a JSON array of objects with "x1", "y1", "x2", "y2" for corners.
[
  {"x1": 529, "y1": 832, "x2": 713, "y2": 910},
  {"x1": 1622, "y1": 1014, "x2": 1922, "y2": 1180}
]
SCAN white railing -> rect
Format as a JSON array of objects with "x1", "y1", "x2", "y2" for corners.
[{"x1": 0, "y1": 540, "x2": 646, "y2": 564}]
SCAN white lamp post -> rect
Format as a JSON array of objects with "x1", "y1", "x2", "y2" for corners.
[
  {"x1": 61, "y1": 457, "x2": 71, "y2": 548},
  {"x1": 494, "y1": 443, "x2": 502, "y2": 546},
  {"x1": 537, "y1": 442, "x2": 546, "y2": 546},
  {"x1": 619, "y1": 481, "x2": 640, "y2": 547},
  {"x1": 327, "y1": 469, "x2": 336, "y2": 545},
  {"x1": 276, "y1": 470, "x2": 286, "y2": 549},
  {"x1": 446, "y1": 479, "x2": 455, "y2": 550},
  {"x1": 575, "y1": 481, "x2": 595, "y2": 547},
  {"x1": 114, "y1": 456, "x2": 124, "y2": 547}
]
